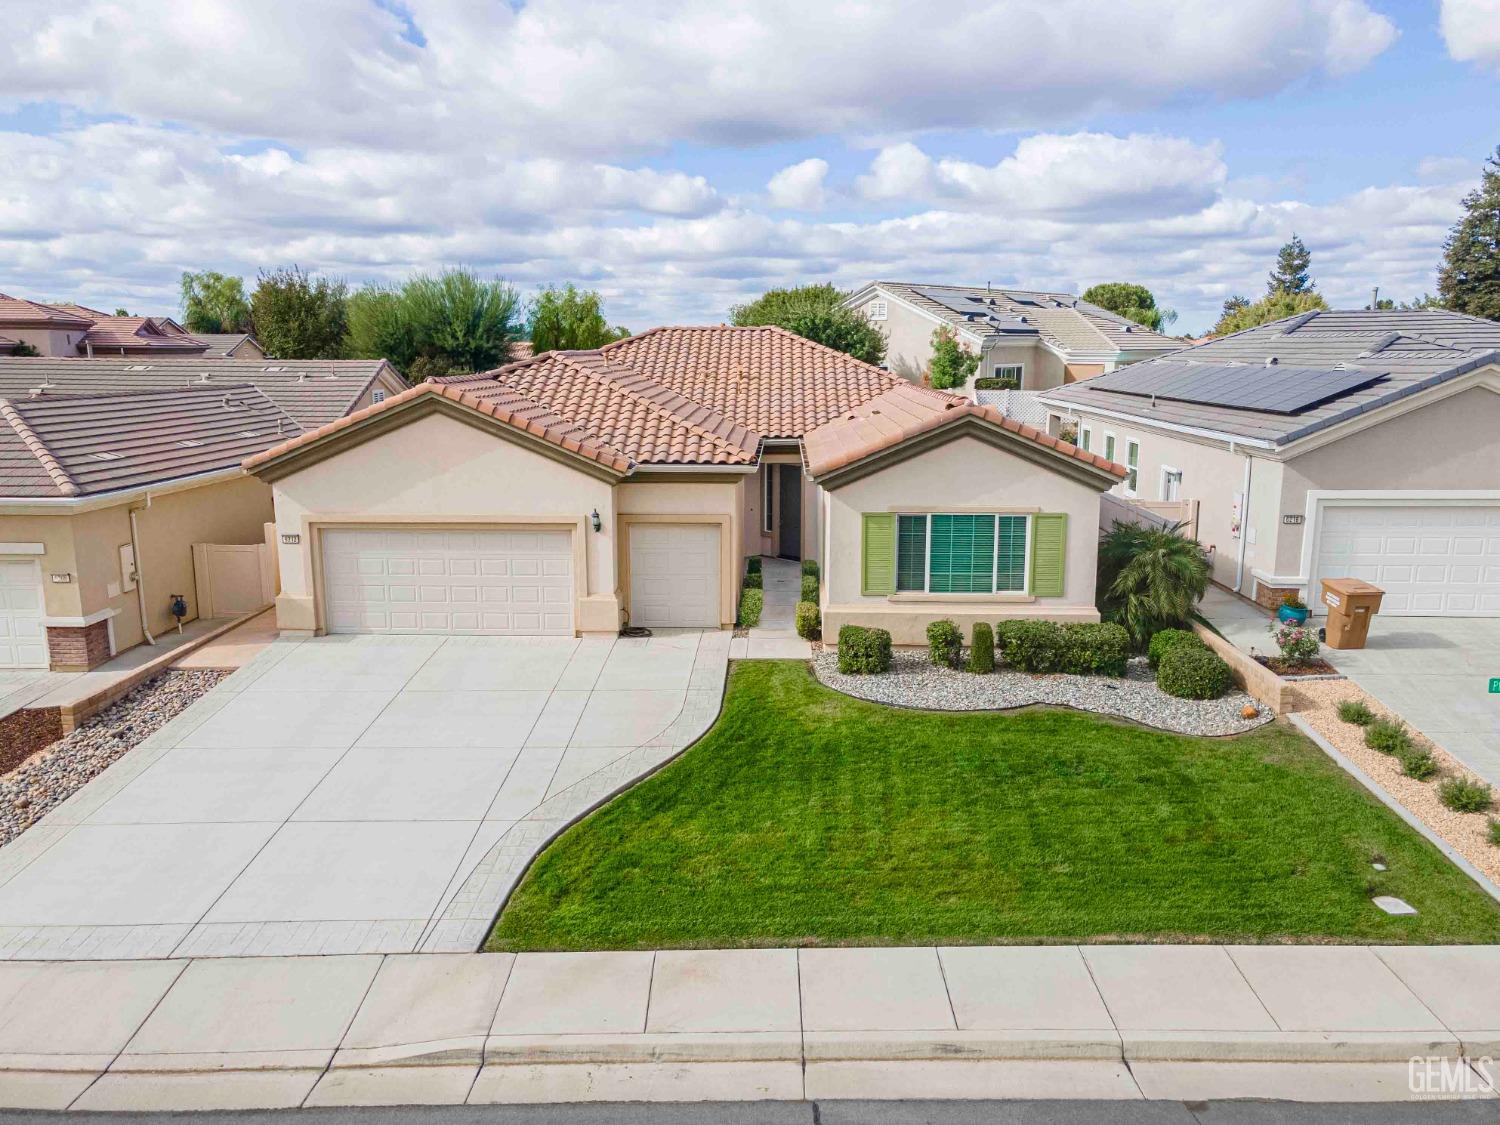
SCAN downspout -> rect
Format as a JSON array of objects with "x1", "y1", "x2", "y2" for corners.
[
  {"x1": 128, "y1": 492, "x2": 156, "y2": 646},
  {"x1": 1233, "y1": 442, "x2": 1253, "y2": 595}
]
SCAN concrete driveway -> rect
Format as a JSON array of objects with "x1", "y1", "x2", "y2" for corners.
[
  {"x1": 1325, "y1": 617, "x2": 1500, "y2": 788},
  {"x1": 0, "y1": 630, "x2": 728, "y2": 960}
]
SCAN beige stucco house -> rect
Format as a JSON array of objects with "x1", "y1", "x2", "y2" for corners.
[
  {"x1": 844, "y1": 282, "x2": 1179, "y2": 392},
  {"x1": 1039, "y1": 308, "x2": 1500, "y2": 617},
  {"x1": 0, "y1": 357, "x2": 405, "y2": 670},
  {"x1": 246, "y1": 327, "x2": 1123, "y2": 646}
]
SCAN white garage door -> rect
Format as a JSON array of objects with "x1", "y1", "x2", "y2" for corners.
[
  {"x1": 1314, "y1": 504, "x2": 1500, "y2": 616},
  {"x1": 322, "y1": 528, "x2": 574, "y2": 635},
  {"x1": 629, "y1": 524, "x2": 721, "y2": 628},
  {"x1": 0, "y1": 558, "x2": 47, "y2": 669}
]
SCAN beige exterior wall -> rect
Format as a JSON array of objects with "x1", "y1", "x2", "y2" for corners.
[
  {"x1": 267, "y1": 412, "x2": 620, "y2": 635},
  {"x1": 351, "y1": 368, "x2": 410, "y2": 411},
  {"x1": 618, "y1": 478, "x2": 744, "y2": 627},
  {"x1": 7, "y1": 327, "x2": 83, "y2": 356},
  {"x1": 822, "y1": 434, "x2": 1105, "y2": 645},
  {"x1": 848, "y1": 290, "x2": 951, "y2": 382},
  {"x1": 1273, "y1": 383, "x2": 1500, "y2": 576},
  {"x1": 742, "y1": 456, "x2": 821, "y2": 566},
  {"x1": 0, "y1": 515, "x2": 84, "y2": 619}
]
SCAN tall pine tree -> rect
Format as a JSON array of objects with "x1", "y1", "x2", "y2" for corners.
[
  {"x1": 1437, "y1": 147, "x2": 1500, "y2": 321},
  {"x1": 1267, "y1": 234, "x2": 1313, "y2": 295}
]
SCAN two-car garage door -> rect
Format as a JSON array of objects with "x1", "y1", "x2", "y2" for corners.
[
  {"x1": 322, "y1": 528, "x2": 574, "y2": 635},
  {"x1": 1313, "y1": 504, "x2": 1500, "y2": 616}
]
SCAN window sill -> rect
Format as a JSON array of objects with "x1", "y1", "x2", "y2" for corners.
[{"x1": 888, "y1": 592, "x2": 1035, "y2": 604}]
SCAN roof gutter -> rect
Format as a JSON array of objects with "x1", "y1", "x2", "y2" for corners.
[
  {"x1": 1035, "y1": 395, "x2": 1280, "y2": 452},
  {"x1": 0, "y1": 464, "x2": 246, "y2": 514},
  {"x1": 629, "y1": 462, "x2": 758, "y2": 475}
]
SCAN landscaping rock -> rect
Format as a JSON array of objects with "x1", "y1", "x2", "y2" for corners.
[
  {"x1": 0, "y1": 670, "x2": 227, "y2": 846},
  {"x1": 812, "y1": 652, "x2": 1272, "y2": 736}
]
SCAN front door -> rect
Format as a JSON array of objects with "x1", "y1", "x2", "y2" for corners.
[{"x1": 777, "y1": 464, "x2": 801, "y2": 560}]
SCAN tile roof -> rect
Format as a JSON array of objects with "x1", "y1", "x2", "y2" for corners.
[
  {"x1": 0, "y1": 384, "x2": 302, "y2": 499},
  {"x1": 802, "y1": 382, "x2": 1125, "y2": 481},
  {"x1": 447, "y1": 349, "x2": 760, "y2": 465},
  {"x1": 244, "y1": 380, "x2": 633, "y2": 476},
  {"x1": 0, "y1": 294, "x2": 92, "y2": 330},
  {"x1": 195, "y1": 333, "x2": 264, "y2": 357},
  {"x1": 0, "y1": 357, "x2": 401, "y2": 429},
  {"x1": 868, "y1": 282, "x2": 1180, "y2": 355},
  {"x1": 1040, "y1": 308, "x2": 1500, "y2": 447},
  {"x1": 76, "y1": 314, "x2": 209, "y2": 354}
]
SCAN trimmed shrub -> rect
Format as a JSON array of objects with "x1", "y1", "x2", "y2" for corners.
[
  {"x1": 926, "y1": 619, "x2": 964, "y2": 669},
  {"x1": 837, "y1": 625, "x2": 891, "y2": 675},
  {"x1": 795, "y1": 601, "x2": 820, "y2": 640},
  {"x1": 1363, "y1": 718, "x2": 1411, "y2": 756},
  {"x1": 1398, "y1": 748, "x2": 1438, "y2": 781},
  {"x1": 1337, "y1": 699, "x2": 1375, "y2": 726},
  {"x1": 1488, "y1": 818, "x2": 1500, "y2": 848},
  {"x1": 1061, "y1": 622, "x2": 1131, "y2": 677},
  {"x1": 1156, "y1": 644, "x2": 1233, "y2": 700},
  {"x1": 966, "y1": 622, "x2": 995, "y2": 674},
  {"x1": 800, "y1": 574, "x2": 819, "y2": 603},
  {"x1": 800, "y1": 559, "x2": 819, "y2": 578},
  {"x1": 746, "y1": 556, "x2": 762, "y2": 575},
  {"x1": 999, "y1": 619, "x2": 1067, "y2": 673},
  {"x1": 742, "y1": 570, "x2": 763, "y2": 590},
  {"x1": 738, "y1": 588, "x2": 763, "y2": 628},
  {"x1": 1147, "y1": 628, "x2": 1203, "y2": 669},
  {"x1": 1438, "y1": 777, "x2": 1494, "y2": 814}
]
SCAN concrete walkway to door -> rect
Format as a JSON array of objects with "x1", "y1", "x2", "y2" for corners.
[
  {"x1": 0, "y1": 629, "x2": 729, "y2": 961},
  {"x1": 730, "y1": 557, "x2": 813, "y2": 660}
]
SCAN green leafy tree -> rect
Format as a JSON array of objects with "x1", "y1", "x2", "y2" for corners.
[
  {"x1": 730, "y1": 283, "x2": 886, "y2": 365},
  {"x1": 1211, "y1": 290, "x2": 1327, "y2": 336},
  {"x1": 1080, "y1": 282, "x2": 1176, "y2": 332},
  {"x1": 345, "y1": 268, "x2": 523, "y2": 376},
  {"x1": 179, "y1": 270, "x2": 251, "y2": 334},
  {"x1": 1437, "y1": 147, "x2": 1500, "y2": 320},
  {"x1": 927, "y1": 326, "x2": 979, "y2": 390},
  {"x1": 112, "y1": 307, "x2": 129, "y2": 317},
  {"x1": 249, "y1": 266, "x2": 348, "y2": 359},
  {"x1": 1097, "y1": 523, "x2": 1211, "y2": 648},
  {"x1": 10, "y1": 341, "x2": 39, "y2": 357},
  {"x1": 528, "y1": 284, "x2": 629, "y2": 352},
  {"x1": 1267, "y1": 234, "x2": 1313, "y2": 295}
]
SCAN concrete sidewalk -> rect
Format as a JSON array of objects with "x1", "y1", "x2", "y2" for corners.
[
  {"x1": 2, "y1": 943, "x2": 1497, "y2": 1111},
  {"x1": 731, "y1": 557, "x2": 813, "y2": 660}
]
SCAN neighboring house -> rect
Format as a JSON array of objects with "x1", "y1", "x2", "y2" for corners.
[
  {"x1": 1039, "y1": 308, "x2": 1500, "y2": 617},
  {"x1": 0, "y1": 385, "x2": 301, "y2": 671},
  {"x1": 0, "y1": 357, "x2": 407, "y2": 428},
  {"x1": 0, "y1": 295, "x2": 212, "y2": 357},
  {"x1": 245, "y1": 326, "x2": 1122, "y2": 646},
  {"x1": 196, "y1": 333, "x2": 268, "y2": 359},
  {"x1": 844, "y1": 282, "x2": 1180, "y2": 391},
  {"x1": 0, "y1": 336, "x2": 20, "y2": 356}
]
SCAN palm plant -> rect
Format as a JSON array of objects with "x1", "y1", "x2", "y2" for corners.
[{"x1": 1097, "y1": 522, "x2": 1211, "y2": 648}]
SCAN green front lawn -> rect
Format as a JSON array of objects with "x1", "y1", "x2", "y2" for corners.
[{"x1": 489, "y1": 661, "x2": 1500, "y2": 950}]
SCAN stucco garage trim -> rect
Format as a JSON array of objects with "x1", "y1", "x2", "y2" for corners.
[
  {"x1": 301, "y1": 515, "x2": 590, "y2": 636},
  {"x1": 618, "y1": 512, "x2": 737, "y2": 628}
]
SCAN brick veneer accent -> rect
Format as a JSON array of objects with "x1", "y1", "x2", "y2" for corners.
[
  {"x1": 46, "y1": 619, "x2": 112, "y2": 671},
  {"x1": 1253, "y1": 581, "x2": 1302, "y2": 612}
]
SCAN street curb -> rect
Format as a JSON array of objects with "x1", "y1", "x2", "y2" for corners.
[{"x1": 1289, "y1": 712, "x2": 1500, "y2": 906}]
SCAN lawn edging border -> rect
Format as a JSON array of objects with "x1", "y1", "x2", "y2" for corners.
[{"x1": 1289, "y1": 712, "x2": 1500, "y2": 907}]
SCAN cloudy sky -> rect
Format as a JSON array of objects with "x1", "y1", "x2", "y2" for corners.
[{"x1": 2, "y1": 0, "x2": 1497, "y2": 335}]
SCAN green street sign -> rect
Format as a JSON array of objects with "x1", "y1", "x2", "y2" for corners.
[{"x1": 1491, "y1": 678, "x2": 1500, "y2": 694}]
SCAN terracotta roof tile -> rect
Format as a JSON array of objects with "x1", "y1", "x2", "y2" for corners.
[
  {"x1": 802, "y1": 381, "x2": 1126, "y2": 481},
  {"x1": 0, "y1": 293, "x2": 93, "y2": 330}
]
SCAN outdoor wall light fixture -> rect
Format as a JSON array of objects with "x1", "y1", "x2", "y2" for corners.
[{"x1": 591, "y1": 509, "x2": 602, "y2": 532}]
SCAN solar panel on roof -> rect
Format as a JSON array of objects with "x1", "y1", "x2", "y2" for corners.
[
  {"x1": 912, "y1": 288, "x2": 1039, "y2": 333},
  {"x1": 1088, "y1": 363, "x2": 1387, "y2": 415}
]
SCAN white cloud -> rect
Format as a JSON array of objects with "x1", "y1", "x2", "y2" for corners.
[
  {"x1": 1439, "y1": 0, "x2": 1500, "y2": 70},
  {"x1": 0, "y1": 0, "x2": 1395, "y2": 159},
  {"x1": 858, "y1": 134, "x2": 1227, "y2": 221},
  {"x1": 766, "y1": 159, "x2": 829, "y2": 210}
]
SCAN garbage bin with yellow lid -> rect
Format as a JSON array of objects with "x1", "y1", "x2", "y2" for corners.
[{"x1": 1320, "y1": 577, "x2": 1384, "y2": 650}]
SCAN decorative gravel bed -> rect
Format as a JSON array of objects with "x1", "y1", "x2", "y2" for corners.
[
  {"x1": 0, "y1": 669, "x2": 227, "y2": 846},
  {"x1": 1293, "y1": 679, "x2": 1500, "y2": 885},
  {"x1": 812, "y1": 652, "x2": 1273, "y2": 736}
]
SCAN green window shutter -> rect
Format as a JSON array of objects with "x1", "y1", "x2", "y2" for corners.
[
  {"x1": 861, "y1": 513, "x2": 897, "y2": 595},
  {"x1": 1029, "y1": 513, "x2": 1067, "y2": 598}
]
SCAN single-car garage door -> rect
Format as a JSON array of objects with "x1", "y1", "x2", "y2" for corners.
[
  {"x1": 1314, "y1": 504, "x2": 1500, "y2": 616},
  {"x1": 0, "y1": 557, "x2": 47, "y2": 668},
  {"x1": 629, "y1": 524, "x2": 721, "y2": 628},
  {"x1": 322, "y1": 528, "x2": 574, "y2": 635}
]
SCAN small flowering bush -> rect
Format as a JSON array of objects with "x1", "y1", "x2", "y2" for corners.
[{"x1": 1270, "y1": 621, "x2": 1319, "y2": 666}]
